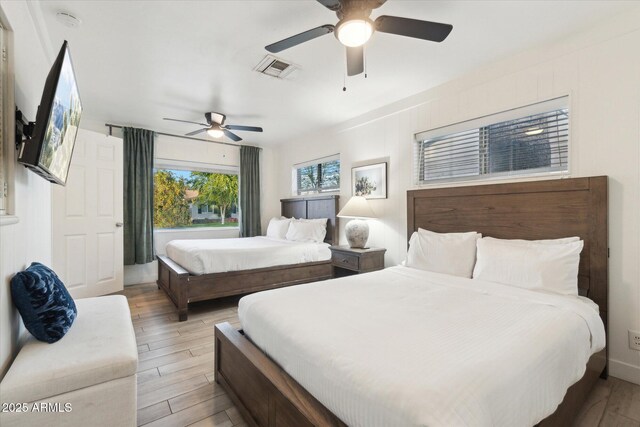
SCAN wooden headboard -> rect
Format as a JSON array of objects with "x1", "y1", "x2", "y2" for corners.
[
  {"x1": 281, "y1": 195, "x2": 339, "y2": 245},
  {"x1": 407, "y1": 176, "x2": 608, "y2": 325}
]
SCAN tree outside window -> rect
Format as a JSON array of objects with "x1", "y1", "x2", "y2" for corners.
[
  {"x1": 153, "y1": 169, "x2": 238, "y2": 229},
  {"x1": 189, "y1": 172, "x2": 238, "y2": 225}
]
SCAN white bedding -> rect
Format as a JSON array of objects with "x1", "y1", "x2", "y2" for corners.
[
  {"x1": 239, "y1": 266, "x2": 605, "y2": 427},
  {"x1": 165, "y1": 236, "x2": 331, "y2": 275}
]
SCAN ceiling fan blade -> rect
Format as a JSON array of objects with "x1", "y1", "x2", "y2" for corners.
[
  {"x1": 164, "y1": 118, "x2": 209, "y2": 126},
  {"x1": 375, "y1": 15, "x2": 453, "y2": 42},
  {"x1": 186, "y1": 128, "x2": 208, "y2": 136},
  {"x1": 223, "y1": 129, "x2": 243, "y2": 142},
  {"x1": 266, "y1": 25, "x2": 335, "y2": 53},
  {"x1": 346, "y1": 45, "x2": 364, "y2": 76},
  {"x1": 224, "y1": 125, "x2": 263, "y2": 133},
  {"x1": 316, "y1": 0, "x2": 341, "y2": 11}
]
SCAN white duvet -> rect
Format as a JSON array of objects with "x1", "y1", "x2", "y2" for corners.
[
  {"x1": 165, "y1": 236, "x2": 331, "y2": 275},
  {"x1": 239, "y1": 266, "x2": 605, "y2": 427}
]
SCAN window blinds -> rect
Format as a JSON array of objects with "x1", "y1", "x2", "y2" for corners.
[
  {"x1": 293, "y1": 154, "x2": 340, "y2": 195},
  {"x1": 414, "y1": 97, "x2": 569, "y2": 184}
]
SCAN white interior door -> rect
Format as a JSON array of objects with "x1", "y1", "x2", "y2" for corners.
[{"x1": 52, "y1": 129, "x2": 123, "y2": 298}]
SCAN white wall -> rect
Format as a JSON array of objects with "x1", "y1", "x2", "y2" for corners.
[
  {"x1": 154, "y1": 133, "x2": 239, "y2": 167},
  {"x1": 264, "y1": 8, "x2": 640, "y2": 384},
  {"x1": 0, "y1": 1, "x2": 53, "y2": 378}
]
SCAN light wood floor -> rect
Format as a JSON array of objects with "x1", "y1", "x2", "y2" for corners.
[{"x1": 121, "y1": 283, "x2": 640, "y2": 427}]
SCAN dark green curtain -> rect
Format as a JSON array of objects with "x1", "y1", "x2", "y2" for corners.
[
  {"x1": 123, "y1": 127, "x2": 155, "y2": 265},
  {"x1": 239, "y1": 146, "x2": 261, "y2": 237}
]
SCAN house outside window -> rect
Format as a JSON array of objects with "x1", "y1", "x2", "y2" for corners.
[
  {"x1": 292, "y1": 154, "x2": 340, "y2": 195},
  {"x1": 414, "y1": 97, "x2": 569, "y2": 184},
  {"x1": 196, "y1": 204, "x2": 212, "y2": 215},
  {"x1": 153, "y1": 167, "x2": 238, "y2": 229}
]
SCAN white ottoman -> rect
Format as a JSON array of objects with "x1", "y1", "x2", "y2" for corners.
[{"x1": 0, "y1": 295, "x2": 138, "y2": 427}]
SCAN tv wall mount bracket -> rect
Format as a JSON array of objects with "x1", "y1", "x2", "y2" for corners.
[{"x1": 15, "y1": 108, "x2": 35, "y2": 150}]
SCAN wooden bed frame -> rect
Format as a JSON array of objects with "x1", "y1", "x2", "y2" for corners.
[
  {"x1": 157, "y1": 195, "x2": 339, "y2": 321},
  {"x1": 215, "y1": 176, "x2": 608, "y2": 427}
]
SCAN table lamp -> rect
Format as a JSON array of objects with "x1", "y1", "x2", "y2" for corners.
[{"x1": 337, "y1": 196, "x2": 377, "y2": 248}]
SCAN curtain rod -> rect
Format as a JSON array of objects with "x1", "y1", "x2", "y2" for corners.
[
  {"x1": 104, "y1": 123, "x2": 261, "y2": 149},
  {"x1": 293, "y1": 153, "x2": 340, "y2": 167}
]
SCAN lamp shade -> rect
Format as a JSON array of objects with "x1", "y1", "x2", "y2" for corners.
[{"x1": 337, "y1": 196, "x2": 376, "y2": 219}]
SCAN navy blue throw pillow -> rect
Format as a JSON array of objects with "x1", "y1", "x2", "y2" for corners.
[{"x1": 10, "y1": 262, "x2": 77, "y2": 343}]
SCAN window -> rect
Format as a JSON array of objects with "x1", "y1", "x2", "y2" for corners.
[
  {"x1": 197, "y1": 204, "x2": 212, "y2": 214},
  {"x1": 414, "y1": 97, "x2": 569, "y2": 184},
  {"x1": 153, "y1": 167, "x2": 238, "y2": 229},
  {"x1": 292, "y1": 155, "x2": 340, "y2": 195}
]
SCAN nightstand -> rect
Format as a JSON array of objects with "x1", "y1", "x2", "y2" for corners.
[{"x1": 329, "y1": 245, "x2": 386, "y2": 277}]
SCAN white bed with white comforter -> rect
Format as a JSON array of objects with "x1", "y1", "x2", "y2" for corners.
[
  {"x1": 165, "y1": 236, "x2": 331, "y2": 275},
  {"x1": 238, "y1": 266, "x2": 605, "y2": 427}
]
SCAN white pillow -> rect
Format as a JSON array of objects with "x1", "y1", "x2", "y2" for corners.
[
  {"x1": 295, "y1": 217, "x2": 328, "y2": 224},
  {"x1": 285, "y1": 220, "x2": 327, "y2": 243},
  {"x1": 266, "y1": 217, "x2": 291, "y2": 240},
  {"x1": 406, "y1": 228, "x2": 481, "y2": 278},
  {"x1": 482, "y1": 236, "x2": 580, "y2": 245},
  {"x1": 472, "y1": 237, "x2": 584, "y2": 295}
]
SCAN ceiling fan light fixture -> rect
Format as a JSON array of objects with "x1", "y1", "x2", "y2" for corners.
[
  {"x1": 207, "y1": 128, "x2": 224, "y2": 138},
  {"x1": 336, "y1": 18, "x2": 373, "y2": 47}
]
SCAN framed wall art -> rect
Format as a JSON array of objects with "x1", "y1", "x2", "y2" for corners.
[{"x1": 352, "y1": 162, "x2": 387, "y2": 199}]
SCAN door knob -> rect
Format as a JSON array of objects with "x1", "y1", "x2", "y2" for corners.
[{"x1": 116, "y1": 222, "x2": 124, "y2": 227}]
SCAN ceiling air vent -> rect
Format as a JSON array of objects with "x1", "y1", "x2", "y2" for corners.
[{"x1": 254, "y1": 55, "x2": 297, "y2": 79}]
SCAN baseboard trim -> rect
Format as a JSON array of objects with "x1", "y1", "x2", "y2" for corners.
[
  {"x1": 125, "y1": 274, "x2": 157, "y2": 286},
  {"x1": 124, "y1": 260, "x2": 158, "y2": 286},
  {"x1": 609, "y1": 357, "x2": 640, "y2": 385}
]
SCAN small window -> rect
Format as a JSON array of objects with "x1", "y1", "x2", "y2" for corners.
[
  {"x1": 153, "y1": 168, "x2": 238, "y2": 229},
  {"x1": 414, "y1": 97, "x2": 569, "y2": 184},
  {"x1": 292, "y1": 155, "x2": 340, "y2": 195}
]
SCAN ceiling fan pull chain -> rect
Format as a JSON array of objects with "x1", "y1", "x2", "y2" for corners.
[
  {"x1": 343, "y1": 70, "x2": 347, "y2": 92},
  {"x1": 364, "y1": 44, "x2": 368, "y2": 79}
]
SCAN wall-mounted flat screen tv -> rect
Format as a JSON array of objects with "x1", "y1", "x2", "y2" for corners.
[{"x1": 18, "y1": 40, "x2": 82, "y2": 186}]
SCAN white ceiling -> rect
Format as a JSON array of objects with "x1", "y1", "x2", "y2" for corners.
[{"x1": 32, "y1": 0, "x2": 636, "y2": 146}]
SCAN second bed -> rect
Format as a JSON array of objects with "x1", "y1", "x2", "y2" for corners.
[{"x1": 157, "y1": 195, "x2": 339, "y2": 320}]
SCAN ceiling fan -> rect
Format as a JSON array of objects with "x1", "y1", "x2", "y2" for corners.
[
  {"x1": 266, "y1": 0, "x2": 453, "y2": 76},
  {"x1": 163, "y1": 112, "x2": 263, "y2": 142}
]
